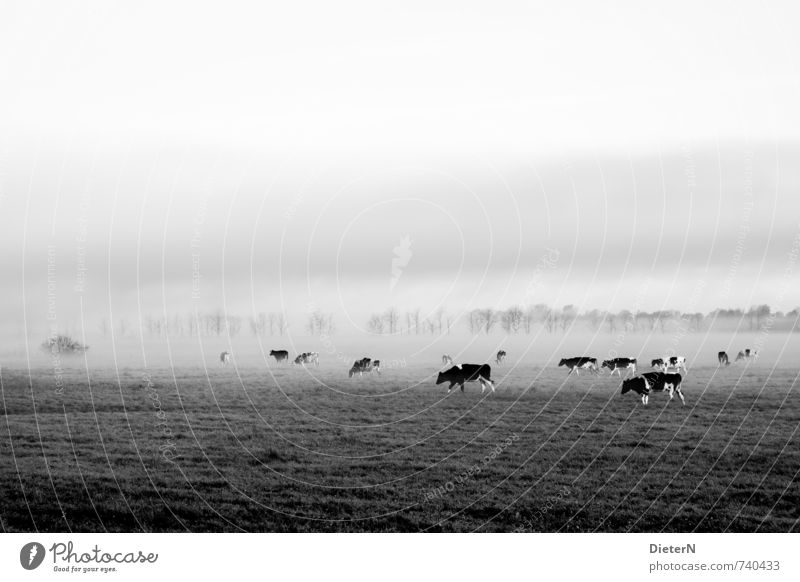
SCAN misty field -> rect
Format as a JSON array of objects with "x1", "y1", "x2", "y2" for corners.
[{"x1": 1, "y1": 360, "x2": 798, "y2": 533}]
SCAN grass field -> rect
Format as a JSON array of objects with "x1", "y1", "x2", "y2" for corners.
[{"x1": 1, "y1": 361, "x2": 798, "y2": 532}]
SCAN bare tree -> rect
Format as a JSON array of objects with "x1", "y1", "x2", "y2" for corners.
[
  {"x1": 367, "y1": 313, "x2": 385, "y2": 334},
  {"x1": 501, "y1": 305, "x2": 524, "y2": 334},
  {"x1": 383, "y1": 306, "x2": 399, "y2": 334}
]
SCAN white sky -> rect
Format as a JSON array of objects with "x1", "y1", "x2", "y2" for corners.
[{"x1": 2, "y1": 1, "x2": 800, "y2": 154}]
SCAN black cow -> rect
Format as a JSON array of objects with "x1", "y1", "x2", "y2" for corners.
[
  {"x1": 601, "y1": 357, "x2": 637, "y2": 376},
  {"x1": 496, "y1": 350, "x2": 507, "y2": 365},
  {"x1": 436, "y1": 364, "x2": 494, "y2": 393},
  {"x1": 718, "y1": 351, "x2": 729, "y2": 366},
  {"x1": 349, "y1": 357, "x2": 381, "y2": 377},
  {"x1": 269, "y1": 349, "x2": 289, "y2": 364},
  {"x1": 636, "y1": 372, "x2": 686, "y2": 405},
  {"x1": 558, "y1": 357, "x2": 598, "y2": 375}
]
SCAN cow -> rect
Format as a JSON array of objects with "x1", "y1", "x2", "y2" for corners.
[
  {"x1": 436, "y1": 364, "x2": 494, "y2": 394},
  {"x1": 663, "y1": 356, "x2": 687, "y2": 373},
  {"x1": 293, "y1": 352, "x2": 319, "y2": 366},
  {"x1": 620, "y1": 376, "x2": 653, "y2": 405},
  {"x1": 718, "y1": 351, "x2": 730, "y2": 366},
  {"x1": 653, "y1": 356, "x2": 686, "y2": 373},
  {"x1": 558, "y1": 357, "x2": 598, "y2": 375},
  {"x1": 496, "y1": 350, "x2": 507, "y2": 365},
  {"x1": 219, "y1": 351, "x2": 231, "y2": 366},
  {"x1": 601, "y1": 357, "x2": 637, "y2": 377},
  {"x1": 442, "y1": 354, "x2": 453, "y2": 366},
  {"x1": 348, "y1": 357, "x2": 381, "y2": 377},
  {"x1": 735, "y1": 349, "x2": 759, "y2": 363},
  {"x1": 269, "y1": 349, "x2": 289, "y2": 364},
  {"x1": 639, "y1": 371, "x2": 686, "y2": 405}
]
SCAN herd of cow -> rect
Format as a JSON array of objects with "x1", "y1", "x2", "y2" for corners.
[{"x1": 216, "y1": 346, "x2": 760, "y2": 407}]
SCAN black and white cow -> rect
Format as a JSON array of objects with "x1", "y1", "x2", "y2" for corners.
[
  {"x1": 620, "y1": 376, "x2": 653, "y2": 405},
  {"x1": 293, "y1": 352, "x2": 319, "y2": 366},
  {"x1": 735, "y1": 349, "x2": 759, "y2": 363},
  {"x1": 559, "y1": 357, "x2": 598, "y2": 375},
  {"x1": 219, "y1": 351, "x2": 231, "y2": 366},
  {"x1": 269, "y1": 349, "x2": 289, "y2": 364},
  {"x1": 348, "y1": 357, "x2": 381, "y2": 377},
  {"x1": 601, "y1": 357, "x2": 637, "y2": 376},
  {"x1": 641, "y1": 372, "x2": 686, "y2": 405},
  {"x1": 496, "y1": 350, "x2": 507, "y2": 365},
  {"x1": 436, "y1": 364, "x2": 494, "y2": 394},
  {"x1": 622, "y1": 372, "x2": 685, "y2": 406},
  {"x1": 718, "y1": 351, "x2": 730, "y2": 366},
  {"x1": 664, "y1": 356, "x2": 687, "y2": 373},
  {"x1": 653, "y1": 356, "x2": 687, "y2": 373}
]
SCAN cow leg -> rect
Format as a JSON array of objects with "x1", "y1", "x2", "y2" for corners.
[
  {"x1": 481, "y1": 377, "x2": 495, "y2": 393},
  {"x1": 460, "y1": 381, "x2": 465, "y2": 393},
  {"x1": 480, "y1": 380, "x2": 486, "y2": 394},
  {"x1": 677, "y1": 389, "x2": 685, "y2": 405},
  {"x1": 641, "y1": 394, "x2": 646, "y2": 405}
]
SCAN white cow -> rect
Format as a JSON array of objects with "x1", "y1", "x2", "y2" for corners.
[
  {"x1": 660, "y1": 356, "x2": 687, "y2": 374},
  {"x1": 735, "y1": 349, "x2": 759, "y2": 363}
]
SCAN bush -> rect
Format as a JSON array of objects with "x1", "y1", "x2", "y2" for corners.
[{"x1": 41, "y1": 334, "x2": 89, "y2": 354}]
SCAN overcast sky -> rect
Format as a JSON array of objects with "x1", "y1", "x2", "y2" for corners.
[{"x1": 1, "y1": 1, "x2": 800, "y2": 337}]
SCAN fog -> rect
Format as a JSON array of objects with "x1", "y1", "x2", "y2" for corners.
[{"x1": 2, "y1": 1, "x2": 800, "y2": 356}]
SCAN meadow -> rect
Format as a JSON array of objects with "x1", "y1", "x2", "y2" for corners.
[{"x1": 1, "y1": 347, "x2": 798, "y2": 532}]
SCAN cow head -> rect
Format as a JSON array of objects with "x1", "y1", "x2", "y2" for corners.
[
  {"x1": 601, "y1": 360, "x2": 612, "y2": 369},
  {"x1": 436, "y1": 372, "x2": 446, "y2": 385},
  {"x1": 558, "y1": 359, "x2": 566, "y2": 367},
  {"x1": 621, "y1": 378, "x2": 633, "y2": 395}
]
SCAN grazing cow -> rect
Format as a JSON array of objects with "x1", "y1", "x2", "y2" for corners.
[
  {"x1": 639, "y1": 372, "x2": 686, "y2": 405},
  {"x1": 601, "y1": 357, "x2": 637, "y2": 376},
  {"x1": 269, "y1": 349, "x2": 289, "y2": 364},
  {"x1": 664, "y1": 356, "x2": 687, "y2": 373},
  {"x1": 718, "y1": 351, "x2": 730, "y2": 366},
  {"x1": 293, "y1": 352, "x2": 319, "y2": 366},
  {"x1": 653, "y1": 356, "x2": 687, "y2": 373},
  {"x1": 219, "y1": 351, "x2": 231, "y2": 366},
  {"x1": 348, "y1": 357, "x2": 381, "y2": 377},
  {"x1": 436, "y1": 364, "x2": 494, "y2": 394},
  {"x1": 620, "y1": 376, "x2": 653, "y2": 405},
  {"x1": 558, "y1": 357, "x2": 598, "y2": 375},
  {"x1": 442, "y1": 354, "x2": 453, "y2": 366},
  {"x1": 735, "y1": 349, "x2": 759, "y2": 363},
  {"x1": 496, "y1": 350, "x2": 507, "y2": 365}
]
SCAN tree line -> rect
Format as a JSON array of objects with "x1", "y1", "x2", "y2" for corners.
[
  {"x1": 89, "y1": 303, "x2": 798, "y2": 339},
  {"x1": 96, "y1": 310, "x2": 333, "y2": 339},
  {"x1": 366, "y1": 304, "x2": 799, "y2": 335}
]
